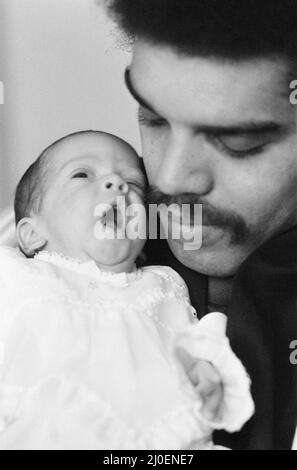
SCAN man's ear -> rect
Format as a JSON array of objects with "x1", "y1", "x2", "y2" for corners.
[{"x1": 16, "y1": 217, "x2": 47, "y2": 257}]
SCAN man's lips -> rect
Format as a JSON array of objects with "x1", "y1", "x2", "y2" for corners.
[
  {"x1": 168, "y1": 218, "x2": 225, "y2": 248},
  {"x1": 161, "y1": 204, "x2": 231, "y2": 229},
  {"x1": 164, "y1": 211, "x2": 221, "y2": 228}
]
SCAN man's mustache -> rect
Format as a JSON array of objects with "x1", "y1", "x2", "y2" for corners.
[{"x1": 145, "y1": 185, "x2": 249, "y2": 244}]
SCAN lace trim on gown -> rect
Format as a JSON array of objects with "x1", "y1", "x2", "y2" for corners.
[{"x1": 35, "y1": 251, "x2": 142, "y2": 286}]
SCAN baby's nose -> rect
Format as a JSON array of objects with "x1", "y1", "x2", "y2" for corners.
[{"x1": 100, "y1": 174, "x2": 129, "y2": 195}]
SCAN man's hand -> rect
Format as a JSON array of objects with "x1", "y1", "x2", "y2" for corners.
[{"x1": 177, "y1": 348, "x2": 223, "y2": 421}]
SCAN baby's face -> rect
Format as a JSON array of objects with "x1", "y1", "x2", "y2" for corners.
[{"x1": 36, "y1": 133, "x2": 147, "y2": 272}]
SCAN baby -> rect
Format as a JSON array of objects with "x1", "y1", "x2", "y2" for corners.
[{"x1": 0, "y1": 130, "x2": 254, "y2": 450}]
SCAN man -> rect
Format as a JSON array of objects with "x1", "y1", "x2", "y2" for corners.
[{"x1": 105, "y1": 0, "x2": 297, "y2": 449}]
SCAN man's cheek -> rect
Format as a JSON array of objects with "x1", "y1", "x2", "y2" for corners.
[
  {"x1": 143, "y1": 156, "x2": 162, "y2": 185},
  {"x1": 232, "y1": 171, "x2": 276, "y2": 213}
]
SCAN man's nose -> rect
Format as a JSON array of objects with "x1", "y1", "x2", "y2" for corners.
[
  {"x1": 155, "y1": 131, "x2": 214, "y2": 196},
  {"x1": 100, "y1": 174, "x2": 129, "y2": 195}
]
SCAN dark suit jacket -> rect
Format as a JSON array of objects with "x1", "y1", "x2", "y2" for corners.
[{"x1": 142, "y1": 226, "x2": 297, "y2": 450}]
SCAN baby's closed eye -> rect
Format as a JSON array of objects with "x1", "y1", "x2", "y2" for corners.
[{"x1": 72, "y1": 171, "x2": 89, "y2": 179}]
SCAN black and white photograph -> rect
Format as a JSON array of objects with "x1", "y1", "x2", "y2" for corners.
[{"x1": 0, "y1": 0, "x2": 296, "y2": 452}]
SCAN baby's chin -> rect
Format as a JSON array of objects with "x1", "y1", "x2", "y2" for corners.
[{"x1": 87, "y1": 238, "x2": 141, "y2": 273}]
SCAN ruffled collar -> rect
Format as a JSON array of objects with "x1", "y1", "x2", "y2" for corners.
[{"x1": 34, "y1": 251, "x2": 142, "y2": 286}]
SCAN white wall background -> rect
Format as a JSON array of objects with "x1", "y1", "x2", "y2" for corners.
[{"x1": 0, "y1": 0, "x2": 140, "y2": 212}]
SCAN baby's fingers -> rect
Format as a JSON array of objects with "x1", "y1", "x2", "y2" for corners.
[
  {"x1": 198, "y1": 382, "x2": 223, "y2": 421},
  {"x1": 176, "y1": 347, "x2": 201, "y2": 384}
]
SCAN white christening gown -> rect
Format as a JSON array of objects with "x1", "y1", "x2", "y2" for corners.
[{"x1": 0, "y1": 247, "x2": 254, "y2": 450}]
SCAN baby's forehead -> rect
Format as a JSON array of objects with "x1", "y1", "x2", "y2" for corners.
[{"x1": 48, "y1": 132, "x2": 140, "y2": 172}]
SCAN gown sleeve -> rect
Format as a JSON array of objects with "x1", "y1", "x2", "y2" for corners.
[
  {"x1": 144, "y1": 265, "x2": 255, "y2": 434},
  {"x1": 0, "y1": 247, "x2": 25, "y2": 353},
  {"x1": 173, "y1": 312, "x2": 255, "y2": 433},
  {"x1": 0, "y1": 247, "x2": 67, "y2": 440}
]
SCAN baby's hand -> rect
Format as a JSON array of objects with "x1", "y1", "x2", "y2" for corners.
[{"x1": 177, "y1": 348, "x2": 223, "y2": 421}]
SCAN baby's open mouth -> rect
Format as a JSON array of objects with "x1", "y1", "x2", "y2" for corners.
[{"x1": 96, "y1": 202, "x2": 124, "y2": 231}]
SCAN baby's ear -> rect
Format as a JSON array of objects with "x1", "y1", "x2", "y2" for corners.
[{"x1": 16, "y1": 217, "x2": 47, "y2": 257}]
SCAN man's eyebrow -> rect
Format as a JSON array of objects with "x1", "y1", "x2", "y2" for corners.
[
  {"x1": 125, "y1": 68, "x2": 287, "y2": 136},
  {"x1": 125, "y1": 68, "x2": 157, "y2": 113},
  {"x1": 197, "y1": 122, "x2": 286, "y2": 136}
]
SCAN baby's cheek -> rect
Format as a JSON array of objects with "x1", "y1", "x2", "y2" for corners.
[
  {"x1": 64, "y1": 193, "x2": 92, "y2": 219},
  {"x1": 128, "y1": 190, "x2": 145, "y2": 206}
]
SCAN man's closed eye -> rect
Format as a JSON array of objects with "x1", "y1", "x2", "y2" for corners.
[{"x1": 211, "y1": 131, "x2": 281, "y2": 158}]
